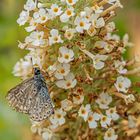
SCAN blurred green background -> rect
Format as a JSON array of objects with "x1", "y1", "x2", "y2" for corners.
[{"x1": 0, "y1": 0, "x2": 140, "y2": 140}]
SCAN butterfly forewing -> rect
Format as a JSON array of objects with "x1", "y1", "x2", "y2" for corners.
[
  {"x1": 6, "y1": 78, "x2": 34, "y2": 113},
  {"x1": 6, "y1": 68, "x2": 54, "y2": 121}
]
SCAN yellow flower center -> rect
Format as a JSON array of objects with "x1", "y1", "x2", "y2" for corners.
[
  {"x1": 37, "y1": 35, "x2": 41, "y2": 39},
  {"x1": 81, "y1": 109, "x2": 86, "y2": 114},
  {"x1": 95, "y1": 58, "x2": 100, "y2": 63},
  {"x1": 88, "y1": 116, "x2": 93, "y2": 122},
  {"x1": 68, "y1": 0, "x2": 73, "y2": 3},
  {"x1": 86, "y1": 15, "x2": 90, "y2": 19},
  {"x1": 33, "y1": 22, "x2": 37, "y2": 26},
  {"x1": 101, "y1": 100, "x2": 106, "y2": 105},
  {"x1": 53, "y1": 8, "x2": 58, "y2": 13},
  {"x1": 80, "y1": 21, "x2": 85, "y2": 27},
  {"x1": 89, "y1": 27, "x2": 95, "y2": 33},
  {"x1": 60, "y1": 69, "x2": 65, "y2": 74},
  {"x1": 102, "y1": 116, "x2": 107, "y2": 122},
  {"x1": 67, "y1": 32, "x2": 72, "y2": 37},
  {"x1": 66, "y1": 82, "x2": 71, "y2": 87},
  {"x1": 66, "y1": 10, "x2": 72, "y2": 16},
  {"x1": 76, "y1": 96, "x2": 81, "y2": 100},
  {"x1": 56, "y1": 114, "x2": 62, "y2": 119},
  {"x1": 54, "y1": 36, "x2": 58, "y2": 41},
  {"x1": 41, "y1": 16, "x2": 46, "y2": 21},
  {"x1": 118, "y1": 83, "x2": 123, "y2": 88},
  {"x1": 64, "y1": 54, "x2": 70, "y2": 59},
  {"x1": 110, "y1": 109, "x2": 114, "y2": 114},
  {"x1": 107, "y1": 132, "x2": 112, "y2": 137}
]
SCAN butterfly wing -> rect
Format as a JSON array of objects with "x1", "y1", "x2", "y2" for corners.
[
  {"x1": 6, "y1": 75, "x2": 54, "y2": 121},
  {"x1": 6, "y1": 77, "x2": 35, "y2": 113},
  {"x1": 29, "y1": 84, "x2": 54, "y2": 121}
]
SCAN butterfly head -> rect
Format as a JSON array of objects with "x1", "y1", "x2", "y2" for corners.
[{"x1": 34, "y1": 67, "x2": 41, "y2": 75}]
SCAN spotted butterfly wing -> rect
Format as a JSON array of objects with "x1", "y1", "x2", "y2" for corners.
[
  {"x1": 29, "y1": 84, "x2": 54, "y2": 121},
  {"x1": 6, "y1": 68, "x2": 54, "y2": 121}
]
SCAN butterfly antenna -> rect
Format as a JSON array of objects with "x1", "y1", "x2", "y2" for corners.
[
  {"x1": 30, "y1": 57, "x2": 34, "y2": 74},
  {"x1": 30, "y1": 57, "x2": 38, "y2": 68},
  {"x1": 30, "y1": 57, "x2": 38, "y2": 74}
]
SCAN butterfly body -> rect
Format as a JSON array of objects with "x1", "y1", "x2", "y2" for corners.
[{"x1": 6, "y1": 68, "x2": 54, "y2": 122}]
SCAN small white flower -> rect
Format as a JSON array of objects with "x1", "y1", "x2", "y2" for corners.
[
  {"x1": 100, "y1": 115, "x2": 112, "y2": 128},
  {"x1": 61, "y1": 99, "x2": 73, "y2": 111},
  {"x1": 25, "y1": 18, "x2": 37, "y2": 32},
  {"x1": 91, "y1": 14, "x2": 105, "y2": 28},
  {"x1": 104, "y1": 128, "x2": 118, "y2": 140},
  {"x1": 92, "y1": 54, "x2": 108, "y2": 70},
  {"x1": 79, "y1": 49, "x2": 107, "y2": 70},
  {"x1": 106, "y1": 22, "x2": 116, "y2": 33},
  {"x1": 124, "y1": 94, "x2": 135, "y2": 105},
  {"x1": 24, "y1": 0, "x2": 36, "y2": 11},
  {"x1": 30, "y1": 121, "x2": 42, "y2": 134},
  {"x1": 94, "y1": 41, "x2": 107, "y2": 49},
  {"x1": 25, "y1": 31, "x2": 47, "y2": 46},
  {"x1": 96, "y1": 92, "x2": 112, "y2": 109},
  {"x1": 114, "y1": 60, "x2": 127, "y2": 74},
  {"x1": 47, "y1": 64, "x2": 57, "y2": 74},
  {"x1": 123, "y1": 34, "x2": 134, "y2": 47},
  {"x1": 92, "y1": 5, "x2": 104, "y2": 14},
  {"x1": 87, "y1": 112, "x2": 101, "y2": 128},
  {"x1": 58, "y1": 46, "x2": 74, "y2": 63},
  {"x1": 49, "y1": 29, "x2": 63, "y2": 45},
  {"x1": 74, "y1": 16, "x2": 91, "y2": 33},
  {"x1": 50, "y1": 108, "x2": 66, "y2": 129},
  {"x1": 128, "y1": 115, "x2": 137, "y2": 128},
  {"x1": 60, "y1": 0, "x2": 66, "y2": 3},
  {"x1": 80, "y1": 7, "x2": 93, "y2": 21},
  {"x1": 29, "y1": 48, "x2": 46, "y2": 68},
  {"x1": 116, "y1": 0, "x2": 123, "y2": 8},
  {"x1": 94, "y1": 41, "x2": 113, "y2": 53},
  {"x1": 18, "y1": 41, "x2": 27, "y2": 49},
  {"x1": 13, "y1": 55, "x2": 32, "y2": 78},
  {"x1": 106, "y1": 107, "x2": 119, "y2": 121},
  {"x1": 17, "y1": 10, "x2": 29, "y2": 26},
  {"x1": 54, "y1": 63, "x2": 70, "y2": 79},
  {"x1": 104, "y1": 33, "x2": 120, "y2": 41},
  {"x1": 72, "y1": 88, "x2": 84, "y2": 105},
  {"x1": 31, "y1": 125, "x2": 38, "y2": 134},
  {"x1": 56, "y1": 73, "x2": 77, "y2": 89},
  {"x1": 47, "y1": 4, "x2": 63, "y2": 19},
  {"x1": 66, "y1": 0, "x2": 78, "y2": 6},
  {"x1": 78, "y1": 104, "x2": 91, "y2": 121},
  {"x1": 73, "y1": 92, "x2": 84, "y2": 105},
  {"x1": 42, "y1": 129, "x2": 53, "y2": 140},
  {"x1": 33, "y1": 8, "x2": 49, "y2": 24},
  {"x1": 87, "y1": 26, "x2": 97, "y2": 36},
  {"x1": 114, "y1": 76, "x2": 131, "y2": 93},
  {"x1": 64, "y1": 28, "x2": 76, "y2": 40},
  {"x1": 60, "y1": 7, "x2": 75, "y2": 23}
]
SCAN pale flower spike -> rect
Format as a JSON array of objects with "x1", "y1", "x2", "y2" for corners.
[{"x1": 13, "y1": 0, "x2": 140, "y2": 139}]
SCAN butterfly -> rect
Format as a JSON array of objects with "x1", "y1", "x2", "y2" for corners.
[{"x1": 6, "y1": 67, "x2": 54, "y2": 122}]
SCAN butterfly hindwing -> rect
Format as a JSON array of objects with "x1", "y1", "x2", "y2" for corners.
[{"x1": 29, "y1": 84, "x2": 54, "y2": 121}]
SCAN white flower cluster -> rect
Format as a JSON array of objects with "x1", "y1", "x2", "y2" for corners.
[
  {"x1": 78, "y1": 92, "x2": 119, "y2": 130},
  {"x1": 14, "y1": 0, "x2": 137, "y2": 139},
  {"x1": 50, "y1": 108, "x2": 66, "y2": 129}
]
